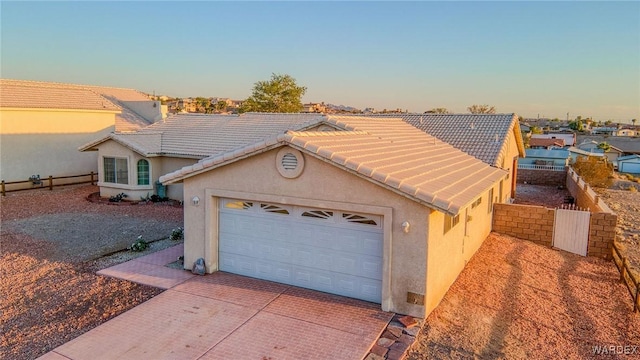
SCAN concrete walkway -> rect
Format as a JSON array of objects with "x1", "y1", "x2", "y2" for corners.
[{"x1": 38, "y1": 245, "x2": 393, "y2": 360}]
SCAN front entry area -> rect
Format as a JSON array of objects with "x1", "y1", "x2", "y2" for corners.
[{"x1": 218, "y1": 198, "x2": 384, "y2": 303}]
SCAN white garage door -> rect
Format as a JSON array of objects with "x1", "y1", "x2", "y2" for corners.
[{"x1": 218, "y1": 198, "x2": 383, "y2": 303}]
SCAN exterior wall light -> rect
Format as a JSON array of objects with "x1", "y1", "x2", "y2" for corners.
[
  {"x1": 402, "y1": 221, "x2": 410, "y2": 233},
  {"x1": 192, "y1": 196, "x2": 200, "y2": 206}
]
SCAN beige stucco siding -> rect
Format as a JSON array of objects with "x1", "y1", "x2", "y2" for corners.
[
  {"x1": 93, "y1": 141, "x2": 196, "y2": 201},
  {"x1": 181, "y1": 146, "x2": 430, "y2": 317},
  {"x1": 425, "y1": 184, "x2": 496, "y2": 315},
  {"x1": 0, "y1": 109, "x2": 115, "y2": 183}
]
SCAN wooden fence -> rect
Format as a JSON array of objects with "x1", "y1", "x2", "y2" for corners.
[
  {"x1": 1, "y1": 172, "x2": 96, "y2": 196},
  {"x1": 612, "y1": 243, "x2": 640, "y2": 313}
]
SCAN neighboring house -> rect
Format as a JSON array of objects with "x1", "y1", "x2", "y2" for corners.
[
  {"x1": 302, "y1": 102, "x2": 327, "y2": 113},
  {"x1": 614, "y1": 128, "x2": 637, "y2": 137},
  {"x1": 531, "y1": 133, "x2": 576, "y2": 147},
  {"x1": 528, "y1": 138, "x2": 565, "y2": 149},
  {"x1": 617, "y1": 155, "x2": 640, "y2": 174},
  {"x1": 590, "y1": 126, "x2": 619, "y2": 135},
  {"x1": 567, "y1": 147, "x2": 606, "y2": 162},
  {"x1": 519, "y1": 149, "x2": 569, "y2": 169},
  {"x1": 390, "y1": 113, "x2": 526, "y2": 199},
  {"x1": 159, "y1": 115, "x2": 509, "y2": 318},
  {"x1": 0, "y1": 79, "x2": 164, "y2": 186},
  {"x1": 576, "y1": 140, "x2": 624, "y2": 164},
  {"x1": 79, "y1": 113, "x2": 330, "y2": 200},
  {"x1": 577, "y1": 136, "x2": 640, "y2": 156}
]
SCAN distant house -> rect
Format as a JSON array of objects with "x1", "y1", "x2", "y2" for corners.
[
  {"x1": 158, "y1": 115, "x2": 511, "y2": 318},
  {"x1": 576, "y1": 140, "x2": 624, "y2": 164},
  {"x1": 531, "y1": 133, "x2": 576, "y2": 146},
  {"x1": 617, "y1": 155, "x2": 640, "y2": 174},
  {"x1": 528, "y1": 138, "x2": 566, "y2": 149},
  {"x1": 567, "y1": 147, "x2": 606, "y2": 162},
  {"x1": 520, "y1": 149, "x2": 569, "y2": 168},
  {"x1": 0, "y1": 79, "x2": 162, "y2": 185}
]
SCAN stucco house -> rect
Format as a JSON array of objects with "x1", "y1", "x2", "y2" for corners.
[
  {"x1": 520, "y1": 149, "x2": 569, "y2": 168},
  {"x1": 575, "y1": 140, "x2": 624, "y2": 164},
  {"x1": 157, "y1": 115, "x2": 519, "y2": 318},
  {"x1": 79, "y1": 113, "x2": 329, "y2": 200},
  {"x1": 618, "y1": 155, "x2": 640, "y2": 174},
  {"x1": 0, "y1": 79, "x2": 163, "y2": 187},
  {"x1": 531, "y1": 132, "x2": 576, "y2": 147}
]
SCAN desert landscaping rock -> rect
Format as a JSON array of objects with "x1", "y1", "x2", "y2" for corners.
[
  {"x1": 3, "y1": 213, "x2": 181, "y2": 262},
  {"x1": 0, "y1": 185, "x2": 183, "y2": 360}
]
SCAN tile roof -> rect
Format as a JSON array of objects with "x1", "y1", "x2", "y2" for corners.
[
  {"x1": 80, "y1": 113, "x2": 328, "y2": 158},
  {"x1": 528, "y1": 138, "x2": 565, "y2": 148},
  {"x1": 0, "y1": 79, "x2": 120, "y2": 111},
  {"x1": 0, "y1": 79, "x2": 153, "y2": 131},
  {"x1": 347, "y1": 113, "x2": 525, "y2": 167},
  {"x1": 160, "y1": 115, "x2": 507, "y2": 215}
]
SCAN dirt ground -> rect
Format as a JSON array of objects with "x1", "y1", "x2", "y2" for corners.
[
  {"x1": 406, "y1": 233, "x2": 640, "y2": 360},
  {"x1": 0, "y1": 185, "x2": 184, "y2": 360},
  {"x1": 513, "y1": 184, "x2": 572, "y2": 208}
]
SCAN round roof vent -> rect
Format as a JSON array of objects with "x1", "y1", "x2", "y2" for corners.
[{"x1": 276, "y1": 147, "x2": 304, "y2": 178}]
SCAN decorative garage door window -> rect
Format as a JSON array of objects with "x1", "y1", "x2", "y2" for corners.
[
  {"x1": 221, "y1": 199, "x2": 380, "y2": 228},
  {"x1": 218, "y1": 198, "x2": 384, "y2": 303}
]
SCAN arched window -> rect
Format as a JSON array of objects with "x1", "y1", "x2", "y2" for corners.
[{"x1": 137, "y1": 159, "x2": 150, "y2": 185}]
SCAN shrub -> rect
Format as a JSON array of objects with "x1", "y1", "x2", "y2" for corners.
[
  {"x1": 571, "y1": 156, "x2": 613, "y2": 188},
  {"x1": 629, "y1": 185, "x2": 638, "y2": 193},
  {"x1": 170, "y1": 227, "x2": 184, "y2": 241},
  {"x1": 109, "y1": 193, "x2": 128, "y2": 202},
  {"x1": 130, "y1": 235, "x2": 148, "y2": 252}
]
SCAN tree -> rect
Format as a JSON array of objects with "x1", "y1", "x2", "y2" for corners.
[
  {"x1": 239, "y1": 73, "x2": 307, "y2": 113},
  {"x1": 597, "y1": 142, "x2": 611, "y2": 152},
  {"x1": 467, "y1": 104, "x2": 496, "y2": 114},
  {"x1": 214, "y1": 100, "x2": 228, "y2": 113},
  {"x1": 571, "y1": 156, "x2": 613, "y2": 188},
  {"x1": 632, "y1": 119, "x2": 637, "y2": 127},
  {"x1": 425, "y1": 108, "x2": 450, "y2": 114},
  {"x1": 530, "y1": 126, "x2": 543, "y2": 134},
  {"x1": 568, "y1": 120, "x2": 584, "y2": 131}
]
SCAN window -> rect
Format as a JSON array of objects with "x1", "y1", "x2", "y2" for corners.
[
  {"x1": 444, "y1": 214, "x2": 460, "y2": 234},
  {"x1": 137, "y1": 160, "x2": 150, "y2": 185},
  {"x1": 471, "y1": 197, "x2": 482, "y2": 209},
  {"x1": 103, "y1": 157, "x2": 128, "y2": 184}
]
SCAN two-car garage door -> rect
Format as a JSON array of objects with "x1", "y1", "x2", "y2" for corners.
[{"x1": 218, "y1": 198, "x2": 384, "y2": 303}]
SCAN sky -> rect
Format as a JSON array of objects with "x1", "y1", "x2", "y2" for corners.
[{"x1": 1, "y1": 1, "x2": 639, "y2": 121}]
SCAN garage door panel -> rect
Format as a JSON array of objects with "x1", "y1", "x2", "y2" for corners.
[{"x1": 219, "y1": 199, "x2": 383, "y2": 303}]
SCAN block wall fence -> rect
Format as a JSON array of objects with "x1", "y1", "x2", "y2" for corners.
[
  {"x1": 492, "y1": 167, "x2": 617, "y2": 260},
  {"x1": 517, "y1": 168, "x2": 567, "y2": 186}
]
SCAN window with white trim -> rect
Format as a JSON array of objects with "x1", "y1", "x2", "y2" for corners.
[
  {"x1": 103, "y1": 157, "x2": 128, "y2": 184},
  {"x1": 137, "y1": 159, "x2": 150, "y2": 185}
]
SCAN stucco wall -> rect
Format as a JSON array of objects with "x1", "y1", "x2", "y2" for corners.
[
  {"x1": 0, "y1": 109, "x2": 115, "y2": 183},
  {"x1": 93, "y1": 141, "x2": 197, "y2": 201},
  {"x1": 425, "y1": 184, "x2": 497, "y2": 315},
  {"x1": 181, "y1": 146, "x2": 431, "y2": 317}
]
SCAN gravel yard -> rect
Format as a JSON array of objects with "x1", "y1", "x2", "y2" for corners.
[
  {"x1": 0, "y1": 185, "x2": 183, "y2": 360},
  {"x1": 406, "y1": 233, "x2": 640, "y2": 360}
]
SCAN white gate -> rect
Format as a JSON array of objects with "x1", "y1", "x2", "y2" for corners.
[{"x1": 552, "y1": 208, "x2": 591, "y2": 256}]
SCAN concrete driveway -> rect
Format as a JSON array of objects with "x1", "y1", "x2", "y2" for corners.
[{"x1": 38, "y1": 246, "x2": 393, "y2": 360}]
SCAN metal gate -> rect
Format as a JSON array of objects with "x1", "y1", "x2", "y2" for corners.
[{"x1": 552, "y1": 207, "x2": 591, "y2": 256}]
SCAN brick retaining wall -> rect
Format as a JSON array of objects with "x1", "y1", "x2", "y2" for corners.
[{"x1": 517, "y1": 169, "x2": 567, "y2": 186}]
